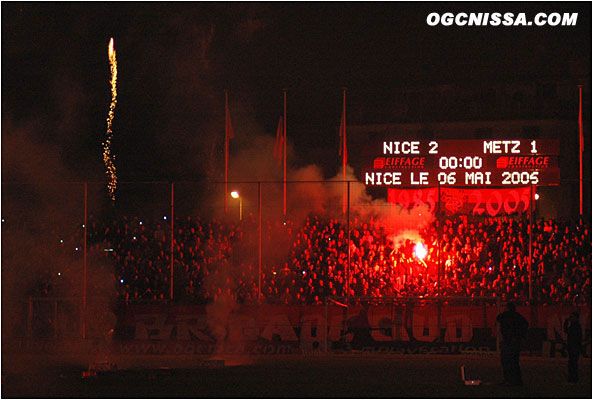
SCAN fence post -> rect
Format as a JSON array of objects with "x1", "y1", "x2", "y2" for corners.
[
  {"x1": 529, "y1": 184, "x2": 533, "y2": 301},
  {"x1": 54, "y1": 299, "x2": 58, "y2": 339},
  {"x1": 27, "y1": 297, "x2": 33, "y2": 339},
  {"x1": 324, "y1": 297, "x2": 328, "y2": 353},
  {"x1": 347, "y1": 181, "x2": 351, "y2": 299},
  {"x1": 171, "y1": 182, "x2": 174, "y2": 300},
  {"x1": 83, "y1": 182, "x2": 87, "y2": 340},
  {"x1": 437, "y1": 183, "x2": 441, "y2": 297},
  {"x1": 437, "y1": 299, "x2": 442, "y2": 341},
  {"x1": 258, "y1": 181, "x2": 262, "y2": 302},
  {"x1": 496, "y1": 296, "x2": 501, "y2": 354}
]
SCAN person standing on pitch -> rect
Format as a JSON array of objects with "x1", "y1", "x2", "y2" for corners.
[
  {"x1": 496, "y1": 302, "x2": 528, "y2": 386},
  {"x1": 564, "y1": 311, "x2": 583, "y2": 383}
]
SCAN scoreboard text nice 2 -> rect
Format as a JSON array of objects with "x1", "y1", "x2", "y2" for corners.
[{"x1": 364, "y1": 140, "x2": 560, "y2": 187}]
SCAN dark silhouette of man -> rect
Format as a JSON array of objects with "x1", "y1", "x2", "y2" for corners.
[
  {"x1": 346, "y1": 309, "x2": 374, "y2": 350},
  {"x1": 564, "y1": 311, "x2": 583, "y2": 383},
  {"x1": 496, "y1": 302, "x2": 528, "y2": 386}
]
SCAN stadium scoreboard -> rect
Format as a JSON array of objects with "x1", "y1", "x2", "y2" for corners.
[{"x1": 364, "y1": 139, "x2": 560, "y2": 186}]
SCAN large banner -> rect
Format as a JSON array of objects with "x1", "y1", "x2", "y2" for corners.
[
  {"x1": 387, "y1": 187, "x2": 533, "y2": 216},
  {"x1": 113, "y1": 304, "x2": 590, "y2": 356}
]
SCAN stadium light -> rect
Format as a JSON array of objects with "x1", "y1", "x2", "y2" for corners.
[{"x1": 230, "y1": 190, "x2": 242, "y2": 220}]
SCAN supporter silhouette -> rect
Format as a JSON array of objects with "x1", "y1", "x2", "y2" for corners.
[
  {"x1": 496, "y1": 302, "x2": 528, "y2": 386},
  {"x1": 564, "y1": 311, "x2": 583, "y2": 383},
  {"x1": 345, "y1": 308, "x2": 374, "y2": 350}
]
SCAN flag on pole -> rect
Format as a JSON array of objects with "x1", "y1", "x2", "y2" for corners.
[
  {"x1": 273, "y1": 116, "x2": 284, "y2": 164},
  {"x1": 225, "y1": 91, "x2": 234, "y2": 214}
]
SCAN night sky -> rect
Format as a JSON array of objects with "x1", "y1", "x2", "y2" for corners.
[{"x1": 2, "y1": 2, "x2": 591, "y2": 185}]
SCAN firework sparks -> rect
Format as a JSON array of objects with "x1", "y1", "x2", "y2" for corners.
[{"x1": 103, "y1": 38, "x2": 118, "y2": 200}]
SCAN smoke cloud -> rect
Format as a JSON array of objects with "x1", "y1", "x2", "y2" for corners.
[{"x1": 3, "y1": 5, "x2": 435, "y2": 369}]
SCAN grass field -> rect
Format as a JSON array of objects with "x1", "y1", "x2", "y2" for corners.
[{"x1": 2, "y1": 353, "x2": 591, "y2": 398}]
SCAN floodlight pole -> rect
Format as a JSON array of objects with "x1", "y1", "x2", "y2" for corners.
[{"x1": 239, "y1": 196, "x2": 243, "y2": 221}]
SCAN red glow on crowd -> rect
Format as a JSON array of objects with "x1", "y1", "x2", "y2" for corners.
[{"x1": 10, "y1": 212, "x2": 590, "y2": 306}]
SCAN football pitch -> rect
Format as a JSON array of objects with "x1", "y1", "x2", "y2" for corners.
[{"x1": 2, "y1": 354, "x2": 591, "y2": 398}]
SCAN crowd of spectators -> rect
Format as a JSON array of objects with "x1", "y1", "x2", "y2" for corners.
[
  {"x1": 257, "y1": 214, "x2": 590, "y2": 305},
  {"x1": 9, "y1": 211, "x2": 591, "y2": 305}
]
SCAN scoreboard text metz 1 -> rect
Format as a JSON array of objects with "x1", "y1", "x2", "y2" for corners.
[{"x1": 364, "y1": 139, "x2": 560, "y2": 187}]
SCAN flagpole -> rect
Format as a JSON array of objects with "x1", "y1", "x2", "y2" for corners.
[
  {"x1": 579, "y1": 85, "x2": 583, "y2": 216},
  {"x1": 283, "y1": 89, "x2": 287, "y2": 216},
  {"x1": 225, "y1": 90, "x2": 229, "y2": 215},
  {"x1": 342, "y1": 88, "x2": 347, "y2": 215}
]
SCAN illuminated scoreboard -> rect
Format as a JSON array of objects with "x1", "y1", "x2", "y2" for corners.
[{"x1": 364, "y1": 139, "x2": 560, "y2": 186}]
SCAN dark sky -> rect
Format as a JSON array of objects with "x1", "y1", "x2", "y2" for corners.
[{"x1": 2, "y1": 2, "x2": 591, "y2": 184}]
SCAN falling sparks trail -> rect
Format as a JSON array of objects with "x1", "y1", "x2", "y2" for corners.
[{"x1": 103, "y1": 38, "x2": 118, "y2": 200}]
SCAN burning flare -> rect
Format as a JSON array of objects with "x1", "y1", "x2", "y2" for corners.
[
  {"x1": 414, "y1": 242, "x2": 427, "y2": 260},
  {"x1": 103, "y1": 38, "x2": 118, "y2": 200}
]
